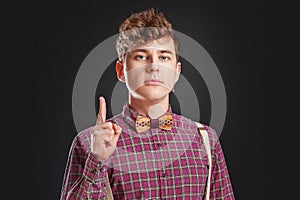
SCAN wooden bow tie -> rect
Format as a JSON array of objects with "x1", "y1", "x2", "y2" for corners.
[{"x1": 135, "y1": 113, "x2": 173, "y2": 133}]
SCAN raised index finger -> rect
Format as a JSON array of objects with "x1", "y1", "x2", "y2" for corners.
[{"x1": 96, "y1": 96, "x2": 106, "y2": 125}]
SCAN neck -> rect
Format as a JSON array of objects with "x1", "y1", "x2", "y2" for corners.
[{"x1": 129, "y1": 95, "x2": 169, "y2": 119}]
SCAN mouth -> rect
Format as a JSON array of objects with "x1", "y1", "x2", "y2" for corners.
[{"x1": 144, "y1": 79, "x2": 164, "y2": 86}]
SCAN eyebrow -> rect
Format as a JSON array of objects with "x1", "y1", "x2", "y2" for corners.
[{"x1": 131, "y1": 49, "x2": 175, "y2": 54}]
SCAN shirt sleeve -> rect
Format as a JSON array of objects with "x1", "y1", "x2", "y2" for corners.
[
  {"x1": 207, "y1": 127, "x2": 235, "y2": 199},
  {"x1": 60, "y1": 132, "x2": 109, "y2": 200}
]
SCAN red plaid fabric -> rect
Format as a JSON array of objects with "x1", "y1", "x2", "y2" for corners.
[{"x1": 60, "y1": 102, "x2": 235, "y2": 199}]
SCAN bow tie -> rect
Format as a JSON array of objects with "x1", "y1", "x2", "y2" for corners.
[{"x1": 135, "y1": 113, "x2": 173, "y2": 133}]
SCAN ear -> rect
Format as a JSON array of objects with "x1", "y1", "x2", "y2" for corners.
[
  {"x1": 115, "y1": 60, "x2": 125, "y2": 82},
  {"x1": 175, "y1": 61, "x2": 181, "y2": 82}
]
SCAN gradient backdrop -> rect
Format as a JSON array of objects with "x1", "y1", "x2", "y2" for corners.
[{"x1": 18, "y1": 0, "x2": 269, "y2": 199}]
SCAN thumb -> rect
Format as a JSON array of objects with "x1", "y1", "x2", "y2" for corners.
[
  {"x1": 97, "y1": 96, "x2": 106, "y2": 124},
  {"x1": 112, "y1": 123, "x2": 122, "y2": 140}
]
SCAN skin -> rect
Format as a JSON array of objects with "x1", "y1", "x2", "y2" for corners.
[
  {"x1": 116, "y1": 37, "x2": 181, "y2": 116},
  {"x1": 91, "y1": 36, "x2": 181, "y2": 161},
  {"x1": 90, "y1": 97, "x2": 122, "y2": 161}
]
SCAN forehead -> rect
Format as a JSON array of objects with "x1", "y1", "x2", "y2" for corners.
[{"x1": 128, "y1": 37, "x2": 176, "y2": 54}]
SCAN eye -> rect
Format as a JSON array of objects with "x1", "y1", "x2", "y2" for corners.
[
  {"x1": 135, "y1": 55, "x2": 148, "y2": 60},
  {"x1": 160, "y1": 55, "x2": 170, "y2": 61}
]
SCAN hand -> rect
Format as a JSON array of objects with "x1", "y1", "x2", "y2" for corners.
[{"x1": 90, "y1": 96, "x2": 122, "y2": 161}]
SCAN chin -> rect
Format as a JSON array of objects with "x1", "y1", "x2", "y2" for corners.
[
  {"x1": 132, "y1": 85, "x2": 171, "y2": 101},
  {"x1": 135, "y1": 87, "x2": 170, "y2": 101}
]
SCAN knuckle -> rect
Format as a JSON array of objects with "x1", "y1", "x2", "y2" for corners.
[
  {"x1": 92, "y1": 125, "x2": 101, "y2": 133},
  {"x1": 92, "y1": 129, "x2": 101, "y2": 136},
  {"x1": 104, "y1": 122, "x2": 112, "y2": 128}
]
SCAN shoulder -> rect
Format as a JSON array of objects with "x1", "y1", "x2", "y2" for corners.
[
  {"x1": 71, "y1": 126, "x2": 93, "y2": 151},
  {"x1": 173, "y1": 113, "x2": 219, "y2": 147},
  {"x1": 172, "y1": 113, "x2": 199, "y2": 131},
  {"x1": 198, "y1": 123, "x2": 219, "y2": 149}
]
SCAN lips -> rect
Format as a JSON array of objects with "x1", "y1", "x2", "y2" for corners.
[{"x1": 144, "y1": 79, "x2": 163, "y2": 85}]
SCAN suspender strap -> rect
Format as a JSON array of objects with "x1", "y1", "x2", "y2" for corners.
[
  {"x1": 195, "y1": 122, "x2": 212, "y2": 200},
  {"x1": 105, "y1": 173, "x2": 114, "y2": 200}
]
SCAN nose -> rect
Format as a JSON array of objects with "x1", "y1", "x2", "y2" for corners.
[
  {"x1": 147, "y1": 63, "x2": 159, "y2": 72},
  {"x1": 147, "y1": 56, "x2": 159, "y2": 72},
  {"x1": 149, "y1": 54, "x2": 159, "y2": 65}
]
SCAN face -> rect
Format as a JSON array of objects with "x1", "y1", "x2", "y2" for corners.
[{"x1": 116, "y1": 37, "x2": 181, "y2": 101}]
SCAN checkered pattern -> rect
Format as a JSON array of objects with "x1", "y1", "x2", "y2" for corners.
[{"x1": 60, "y1": 102, "x2": 235, "y2": 199}]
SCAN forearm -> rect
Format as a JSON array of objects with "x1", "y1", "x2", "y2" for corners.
[{"x1": 60, "y1": 151, "x2": 109, "y2": 199}]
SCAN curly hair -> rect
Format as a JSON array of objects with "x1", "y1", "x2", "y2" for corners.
[{"x1": 116, "y1": 8, "x2": 179, "y2": 62}]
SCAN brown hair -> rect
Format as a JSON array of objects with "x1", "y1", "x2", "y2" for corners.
[{"x1": 116, "y1": 8, "x2": 179, "y2": 62}]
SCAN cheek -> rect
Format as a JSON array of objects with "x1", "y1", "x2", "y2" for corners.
[
  {"x1": 124, "y1": 63, "x2": 178, "y2": 91},
  {"x1": 125, "y1": 67, "x2": 146, "y2": 91},
  {"x1": 159, "y1": 67, "x2": 178, "y2": 88}
]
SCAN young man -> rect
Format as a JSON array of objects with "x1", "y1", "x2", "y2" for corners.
[{"x1": 60, "y1": 8, "x2": 235, "y2": 199}]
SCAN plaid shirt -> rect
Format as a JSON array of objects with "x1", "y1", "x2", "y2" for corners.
[{"x1": 60, "y1": 102, "x2": 234, "y2": 199}]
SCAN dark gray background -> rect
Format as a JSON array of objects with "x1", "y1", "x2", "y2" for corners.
[{"x1": 12, "y1": 0, "x2": 271, "y2": 199}]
